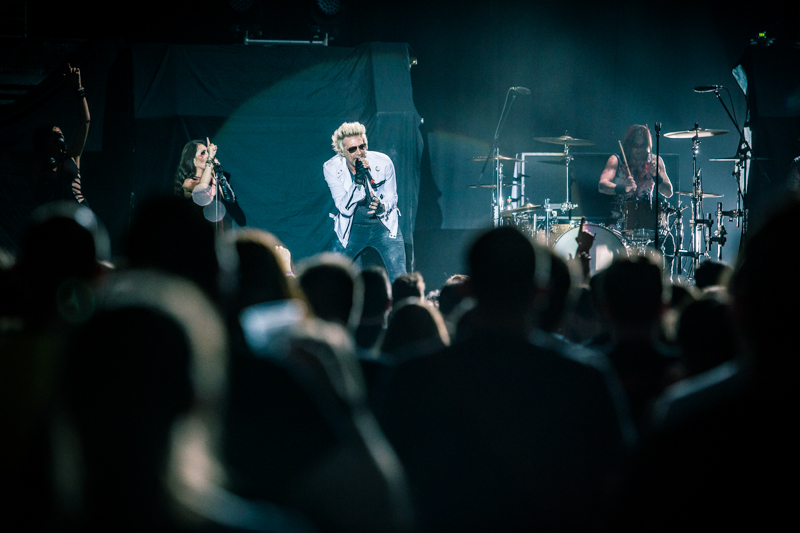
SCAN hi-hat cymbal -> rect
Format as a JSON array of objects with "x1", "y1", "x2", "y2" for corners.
[
  {"x1": 675, "y1": 190, "x2": 723, "y2": 198},
  {"x1": 664, "y1": 127, "x2": 728, "y2": 139},
  {"x1": 471, "y1": 155, "x2": 525, "y2": 162},
  {"x1": 535, "y1": 135, "x2": 595, "y2": 146},
  {"x1": 501, "y1": 203, "x2": 543, "y2": 217}
]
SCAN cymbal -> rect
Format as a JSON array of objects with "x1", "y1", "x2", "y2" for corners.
[
  {"x1": 533, "y1": 156, "x2": 575, "y2": 166},
  {"x1": 468, "y1": 183, "x2": 497, "y2": 189},
  {"x1": 664, "y1": 127, "x2": 729, "y2": 139},
  {"x1": 535, "y1": 135, "x2": 595, "y2": 146},
  {"x1": 675, "y1": 190, "x2": 723, "y2": 198},
  {"x1": 501, "y1": 203, "x2": 543, "y2": 217},
  {"x1": 471, "y1": 155, "x2": 525, "y2": 162},
  {"x1": 525, "y1": 152, "x2": 572, "y2": 157},
  {"x1": 709, "y1": 156, "x2": 771, "y2": 162}
]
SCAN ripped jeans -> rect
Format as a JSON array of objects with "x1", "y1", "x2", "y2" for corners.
[{"x1": 331, "y1": 222, "x2": 407, "y2": 282}]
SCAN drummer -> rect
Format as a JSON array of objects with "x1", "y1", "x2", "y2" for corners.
[{"x1": 599, "y1": 124, "x2": 673, "y2": 201}]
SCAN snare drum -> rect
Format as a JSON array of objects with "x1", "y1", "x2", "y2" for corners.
[{"x1": 553, "y1": 223, "x2": 627, "y2": 276}]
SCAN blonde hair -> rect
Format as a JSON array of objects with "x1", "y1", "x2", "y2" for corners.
[{"x1": 331, "y1": 122, "x2": 368, "y2": 154}]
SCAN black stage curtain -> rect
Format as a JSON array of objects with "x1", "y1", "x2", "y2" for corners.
[
  {"x1": 0, "y1": 41, "x2": 422, "y2": 263},
  {"x1": 132, "y1": 42, "x2": 423, "y2": 262}
]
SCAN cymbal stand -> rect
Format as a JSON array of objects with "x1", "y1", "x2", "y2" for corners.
[
  {"x1": 688, "y1": 129, "x2": 711, "y2": 277},
  {"x1": 510, "y1": 157, "x2": 527, "y2": 210},
  {"x1": 493, "y1": 149, "x2": 504, "y2": 227},
  {"x1": 543, "y1": 198, "x2": 553, "y2": 245},
  {"x1": 729, "y1": 155, "x2": 748, "y2": 234},
  {"x1": 559, "y1": 140, "x2": 577, "y2": 215},
  {"x1": 710, "y1": 202, "x2": 728, "y2": 260},
  {"x1": 670, "y1": 206, "x2": 685, "y2": 282}
]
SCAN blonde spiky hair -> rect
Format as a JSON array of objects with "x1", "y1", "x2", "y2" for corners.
[{"x1": 331, "y1": 122, "x2": 368, "y2": 154}]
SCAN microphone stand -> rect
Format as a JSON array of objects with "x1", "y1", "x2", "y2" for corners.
[
  {"x1": 654, "y1": 122, "x2": 661, "y2": 252},
  {"x1": 707, "y1": 86, "x2": 750, "y2": 239},
  {"x1": 479, "y1": 88, "x2": 519, "y2": 227}
]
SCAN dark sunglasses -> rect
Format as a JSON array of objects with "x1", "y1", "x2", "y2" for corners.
[{"x1": 347, "y1": 143, "x2": 367, "y2": 154}]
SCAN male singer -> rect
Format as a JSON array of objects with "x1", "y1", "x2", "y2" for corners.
[{"x1": 324, "y1": 122, "x2": 407, "y2": 281}]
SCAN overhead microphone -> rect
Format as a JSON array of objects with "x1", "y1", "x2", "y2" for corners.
[
  {"x1": 510, "y1": 86, "x2": 531, "y2": 95},
  {"x1": 694, "y1": 85, "x2": 723, "y2": 93}
]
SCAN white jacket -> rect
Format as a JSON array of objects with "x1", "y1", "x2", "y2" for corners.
[{"x1": 323, "y1": 150, "x2": 400, "y2": 248}]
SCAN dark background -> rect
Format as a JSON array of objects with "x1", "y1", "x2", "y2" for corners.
[{"x1": 2, "y1": 0, "x2": 799, "y2": 288}]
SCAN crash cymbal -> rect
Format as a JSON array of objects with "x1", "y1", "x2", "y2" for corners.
[
  {"x1": 471, "y1": 155, "x2": 525, "y2": 162},
  {"x1": 664, "y1": 128, "x2": 729, "y2": 139},
  {"x1": 675, "y1": 191, "x2": 723, "y2": 198},
  {"x1": 534, "y1": 135, "x2": 595, "y2": 146},
  {"x1": 501, "y1": 203, "x2": 543, "y2": 217},
  {"x1": 468, "y1": 183, "x2": 497, "y2": 189}
]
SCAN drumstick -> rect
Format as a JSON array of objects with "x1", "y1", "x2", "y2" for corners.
[{"x1": 617, "y1": 140, "x2": 632, "y2": 178}]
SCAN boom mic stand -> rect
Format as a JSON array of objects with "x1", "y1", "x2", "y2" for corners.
[{"x1": 477, "y1": 87, "x2": 529, "y2": 227}]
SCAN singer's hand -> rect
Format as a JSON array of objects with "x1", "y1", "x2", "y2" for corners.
[
  {"x1": 367, "y1": 198, "x2": 385, "y2": 216},
  {"x1": 357, "y1": 157, "x2": 370, "y2": 171},
  {"x1": 206, "y1": 137, "x2": 217, "y2": 161}
]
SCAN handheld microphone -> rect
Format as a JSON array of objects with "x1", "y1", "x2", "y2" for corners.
[
  {"x1": 354, "y1": 158, "x2": 371, "y2": 185},
  {"x1": 510, "y1": 86, "x2": 531, "y2": 95},
  {"x1": 694, "y1": 85, "x2": 723, "y2": 93}
]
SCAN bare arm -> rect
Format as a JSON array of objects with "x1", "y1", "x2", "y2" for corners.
[
  {"x1": 655, "y1": 156, "x2": 673, "y2": 198},
  {"x1": 599, "y1": 155, "x2": 634, "y2": 196},
  {"x1": 65, "y1": 64, "x2": 90, "y2": 168},
  {"x1": 198, "y1": 138, "x2": 217, "y2": 189}
]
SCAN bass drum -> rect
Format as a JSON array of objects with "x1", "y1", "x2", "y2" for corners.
[{"x1": 552, "y1": 223, "x2": 627, "y2": 276}]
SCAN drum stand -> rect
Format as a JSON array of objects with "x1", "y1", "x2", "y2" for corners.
[
  {"x1": 710, "y1": 202, "x2": 728, "y2": 260},
  {"x1": 529, "y1": 134, "x2": 595, "y2": 246},
  {"x1": 665, "y1": 124, "x2": 728, "y2": 282}
]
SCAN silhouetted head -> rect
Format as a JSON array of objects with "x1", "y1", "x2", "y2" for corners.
[
  {"x1": 16, "y1": 202, "x2": 109, "y2": 325},
  {"x1": 359, "y1": 266, "x2": 391, "y2": 321},
  {"x1": 391, "y1": 272, "x2": 425, "y2": 306},
  {"x1": 381, "y1": 298, "x2": 449, "y2": 356},
  {"x1": 731, "y1": 197, "x2": 800, "y2": 370},
  {"x1": 537, "y1": 249, "x2": 571, "y2": 333},
  {"x1": 126, "y1": 194, "x2": 219, "y2": 298},
  {"x1": 467, "y1": 226, "x2": 537, "y2": 315},
  {"x1": 229, "y1": 229, "x2": 297, "y2": 310},
  {"x1": 437, "y1": 274, "x2": 469, "y2": 318},
  {"x1": 297, "y1": 253, "x2": 359, "y2": 326},
  {"x1": 598, "y1": 255, "x2": 664, "y2": 328},
  {"x1": 678, "y1": 296, "x2": 736, "y2": 375},
  {"x1": 694, "y1": 260, "x2": 733, "y2": 290}
]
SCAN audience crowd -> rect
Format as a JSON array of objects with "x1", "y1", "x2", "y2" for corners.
[{"x1": 1, "y1": 192, "x2": 795, "y2": 531}]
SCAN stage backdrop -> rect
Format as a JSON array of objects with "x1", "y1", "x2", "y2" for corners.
[{"x1": 132, "y1": 42, "x2": 423, "y2": 263}]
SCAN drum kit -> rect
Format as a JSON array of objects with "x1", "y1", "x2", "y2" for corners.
[{"x1": 470, "y1": 125, "x2": 747, "y2": 281}]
